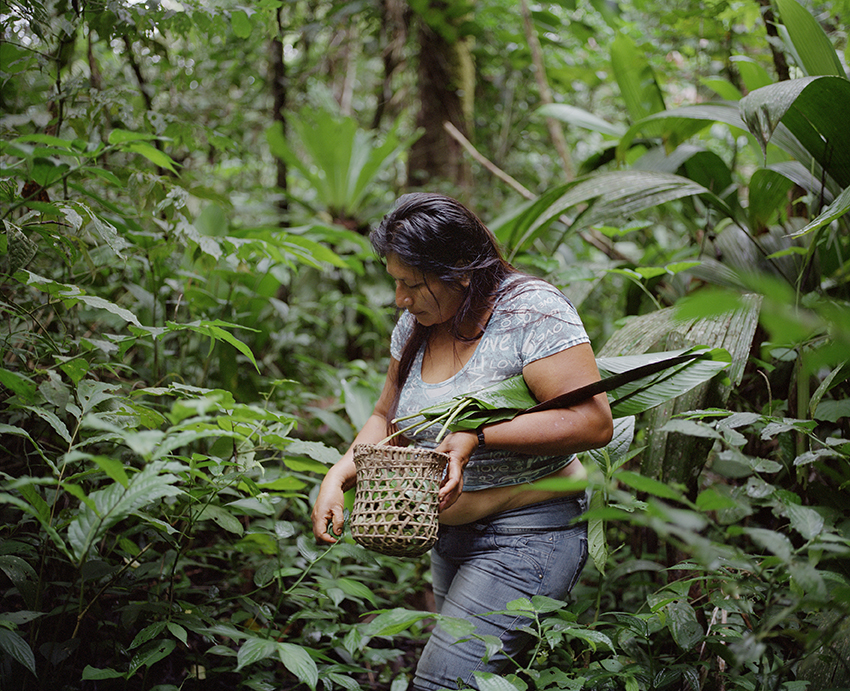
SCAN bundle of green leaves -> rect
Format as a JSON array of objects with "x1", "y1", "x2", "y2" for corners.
[{"x1": 385, "y1": 347, "x2": 731, "y2": 444}]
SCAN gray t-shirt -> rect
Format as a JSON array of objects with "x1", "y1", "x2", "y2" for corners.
[{"x1": 390, "y1": 275, "x2": 590, "y2": 491}]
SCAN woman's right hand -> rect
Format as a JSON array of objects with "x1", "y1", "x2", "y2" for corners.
[{"x1": 311, "y1": 477, "x2": 347, "y2": 544}]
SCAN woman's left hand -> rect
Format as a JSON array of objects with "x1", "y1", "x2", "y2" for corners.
[{"x1": 435, "y1": 430, "x2": 477, "y2": 512}]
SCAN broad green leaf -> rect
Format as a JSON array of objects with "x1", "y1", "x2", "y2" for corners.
[
  {"x1": 616, "y1": 470, "x2": 687, "y2": 502},
  {"x1": 747, "y1": 168, "x2": 796, "y2": 231},
  {"x1": 194, "y1": 504, "x2": 244, "y2": 535},
  {"x1": 126, "y1": 142, "x2": 179, "y2": 173},
  {"x1": 0, "y1": 555, "x2": 39, "y2": 609},
  {"x1": 91, "y1": 455, "x2": 130, "y2": 488},
  {"x1": 166, "y1": 622, "x2": 188, "y2": 646},
  {"x1": 0, "y1": 629, "x2": 37, "y2": 676},
  {"x1": 666, "y1": 600, "x2": 704, "y2": 650},
  {"x1": 0, "y1": 369, "x2": 37, "y2": 400},
  {"x1": 361, "y1": 608, "x2": 433, "y2": 636},
  {"x1": 236, "y1": 637, "x2": 278, "y2": 671},
  {"x1": 22, "y1": 273, "x2": 143, "y2": 327},
  {"x1": 164, "y1": 320, "x2": 259, "y2": 372},
  {"x1": 586, "y1": 416, "x2": 636, "y2": 476},
  {"x1": 30, "y1": 158, "x2": 69, "y2": 187},
  {"x1": 130, "y1": 621, "x2": 166, "y2": 650},
  {"x1": 108, "y1": 129, "x2": 159, "y2": 145},
  {"x1": 537, "y1": 103, "x2": 625, "y2": 137},
  {"x1": 788, "y1": 561, "x2": 827, "y2": 599},
  {"x1": 785, "y1": 503, "x2": 825, "y2": 541},
  {"x1": 284, "y1": 440, "x2": 340, "y2": 466},
  {"x1": 700, "y1": 77, "x2": 742, "y2": 101},
  {"x1": 277, "y1": 642, "x2": 319, "y2": 690},
  {"x1": 82, "y1": 666, "x2": 125, "y2": 680},
  {"x1": 342, "y1": 378, "x2": 377, "y2": 430},
  {"x1": 472, "y1": 672, "x2": 525, "y2": 691},
  {"x1": 77, "y1": 380, "x2": 120, "y2": 416},
  {"x1": 0, "y1": 491, "x2": 72, "y2": 559},
  {"x1": 789, "y1": 185, "x2": 850, "y2": 238},
  {"x1": 327, "y1": 577, "x2": 378, "y2": 605},
  {"x1": 559, "y1": 626, "x2": 614, "y2": 651},
  {"x1": 127, "y1": 639, "x2": 175, "y2": 676},
  {"x1": 775, "y1": 0, "x2": 845, "y2": 77},
  {"x1": 5, "y1": 221, "x2": 37, "y2": 274},
  {"x1": 617, "y1": 104, "x2": 748, "y2": 162},
  {"x1": 730, "y1": 56, "x2": 774, "y2": 92},
  {"x1": 740, "y1": 77, "x2": 850, "y2": 189},
  {"x1": 505, "y1": 172, "x2": 717, "y2": 256},
  {"x1": 598, "y1": 348, "x2": 731, "y2": 418},
  {"x1": 231, "y1": 10, "x2": 252, "y2": 38},
  {"x1": 610, "y1": 34, "x2": 665, "y2": 123},
  {"x1": 67, "y1": 462, "x2": 183, "y2": 564},
  {"x1": 23, "y1": 405, "x2": 72, "y2": 444},
  {"x1": 17, "y1": 481, "x2": 51, "y2": 522},
  {"x1": 743, "y1": 527, "x2": 793, "y2": 561}
]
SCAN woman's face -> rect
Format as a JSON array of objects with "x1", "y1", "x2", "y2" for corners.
[{"x1": 386, "y1": 253, "x2": 466, "y2": 328}]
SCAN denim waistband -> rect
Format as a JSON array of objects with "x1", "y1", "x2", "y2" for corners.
[{"x1": 445, "y1": 492, "x2": 588, "y2": 534}]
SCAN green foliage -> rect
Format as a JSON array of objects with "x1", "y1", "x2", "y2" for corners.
[{"x1": 1, "y1": 0, "x2": 848, "y2": 689}]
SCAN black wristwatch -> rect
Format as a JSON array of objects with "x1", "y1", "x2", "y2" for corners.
[{"x1": 476, "y1": 427, "x2": 486, "y2": 450}]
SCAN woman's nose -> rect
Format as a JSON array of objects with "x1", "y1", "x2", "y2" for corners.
[{"x1": 395, "y1": 284, "x2": 412, "y2": 308}]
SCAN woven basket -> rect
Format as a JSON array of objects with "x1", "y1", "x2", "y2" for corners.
[{"x1": 350, "y1": 443, "x2": 449, "y2": 557}]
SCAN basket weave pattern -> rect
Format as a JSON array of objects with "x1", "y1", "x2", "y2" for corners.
[{"x1": 350, "y1": 444, "x2": 448, "y2": 557}]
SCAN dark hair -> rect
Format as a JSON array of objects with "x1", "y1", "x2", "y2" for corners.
[{"x1": 370, "y1": 193, "x2": 518, "y2": 431}]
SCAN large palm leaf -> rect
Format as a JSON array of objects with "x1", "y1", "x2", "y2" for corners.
[{"x1": 387, "y1": 348, "x2": 730, "y2": 443}]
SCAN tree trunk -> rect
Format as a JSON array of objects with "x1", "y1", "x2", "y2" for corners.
[
  {"x1": 407, "y1": 1, "x2": 474, "y2": 193},
  {"x1": 371, "y1": 0, "x2": 409, "y2": 130},
  {"x1": 270, "y1": 7, "x2": 288, "y2": 215}
]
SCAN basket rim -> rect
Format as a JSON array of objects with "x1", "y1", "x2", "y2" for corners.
[{"x1": 352, "y1": 442, "x2": 449, "y2": 463}]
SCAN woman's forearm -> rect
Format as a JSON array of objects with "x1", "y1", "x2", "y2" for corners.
[{"x1": 477, "y1": 395, "x2": 613, "y2": 457}]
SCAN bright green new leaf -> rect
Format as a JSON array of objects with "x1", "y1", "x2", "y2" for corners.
[
  {"x1": 126, "y1": 142, "x2": 179, "y2": 173},
  {"x1": 231, "y1": 10, "x2": 252, "y2": 38}
]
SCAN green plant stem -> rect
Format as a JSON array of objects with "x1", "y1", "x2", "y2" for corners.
[
  {"x1": 72, "y1": 542, "x2": 155, "y2": 639},
  {"x1": 434, "y1": 398, "x2": 473, "y2": 443}
]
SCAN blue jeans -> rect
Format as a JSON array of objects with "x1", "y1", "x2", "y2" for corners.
[{"x1": 413, "y1": 493, "x2": 589, "y2": 690}]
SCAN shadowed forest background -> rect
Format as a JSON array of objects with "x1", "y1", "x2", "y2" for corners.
[{"x1": 1, "y1": 0, "x2": 849, "y2": 689}]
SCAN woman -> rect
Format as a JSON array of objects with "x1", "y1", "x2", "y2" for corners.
[{"x1": 311, "y1": 193, "x2": 613, "y2": 689}]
